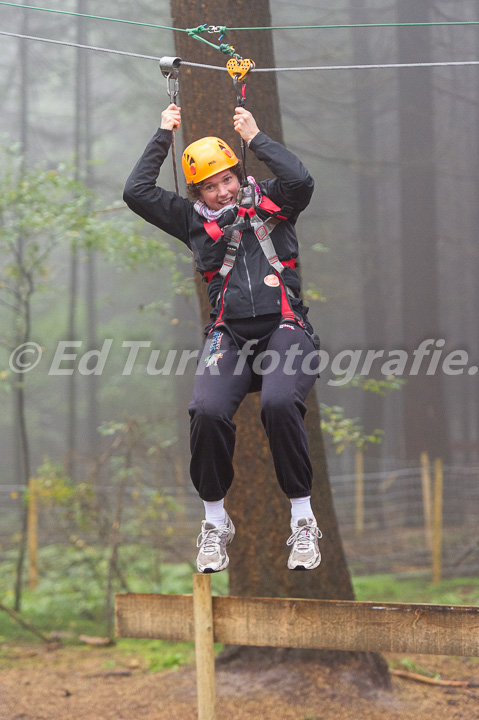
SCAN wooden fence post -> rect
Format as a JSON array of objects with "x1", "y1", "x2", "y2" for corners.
[
  {"x1": 432, "y1": 458, "x2": 443, "y2": 585},
  {"x1": 193, "y1": 573, "x2": 216, "y2": 720},
  {"x1": 420, "y1": 451, "x2": 433, "y2": 551},
  {"x1": 355, "y1": 449, "x2": 364, "y2": 535}
]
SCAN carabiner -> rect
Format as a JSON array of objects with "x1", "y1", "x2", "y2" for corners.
[
  {"x1": 165, "y1": 73, "x2": 179, "y2": 105},
  {"x1": 233, "y1": 76, "x2": 246, "y2": 107}
]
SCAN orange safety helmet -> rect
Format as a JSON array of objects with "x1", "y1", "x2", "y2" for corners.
[{"x1": 182, "y1": 137, "x2": 239, "y2": 185}]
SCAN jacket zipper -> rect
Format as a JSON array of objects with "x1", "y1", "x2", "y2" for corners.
[{"x1": 242, "y1": 247, "x2": 256, "y2": 317}]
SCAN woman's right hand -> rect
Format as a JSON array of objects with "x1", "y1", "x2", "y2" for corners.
[{"x1": 161, "y1": 103, "x2": 181, "y2": 131}]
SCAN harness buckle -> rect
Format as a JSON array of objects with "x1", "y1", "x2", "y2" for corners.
[
  {"x1": 269, "y1": 205, "x2": 293, "y2": 221},
  {"x1": 226, "y1": 243, "x2": 238, "y2": 257}
]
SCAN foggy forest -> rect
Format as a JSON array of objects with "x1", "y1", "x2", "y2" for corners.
[{"x1": 1, "y1": 0, "x2": 479, "y2": 630}]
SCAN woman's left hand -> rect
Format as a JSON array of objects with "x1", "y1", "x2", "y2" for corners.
[{"x1": 233, "y1": 107, "x2": 260, "y2": 143}]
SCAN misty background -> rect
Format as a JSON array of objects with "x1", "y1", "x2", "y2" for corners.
[{"x1": 1, "y1": 0, "x2": 478, "y2": 577}]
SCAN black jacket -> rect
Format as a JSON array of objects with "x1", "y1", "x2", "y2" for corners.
[{"x1": 123, "y1": 128, "x2": 314, "y2": 324}]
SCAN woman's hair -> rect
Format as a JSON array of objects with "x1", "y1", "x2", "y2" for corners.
[{"x1": 186, "y1": 162, "x2": 244, "y2": 201}]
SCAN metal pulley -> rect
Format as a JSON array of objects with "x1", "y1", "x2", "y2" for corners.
[
  {"x1": 226, "y1": 57, "x2": 255, "y2": 107},
  {"x1": 159, "y1": 56, "x2": 182, "y2": 105}
]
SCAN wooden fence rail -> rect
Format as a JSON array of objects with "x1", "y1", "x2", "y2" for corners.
[{"x1": 116, "y1": 576, "x2": 479, "y2": 719}]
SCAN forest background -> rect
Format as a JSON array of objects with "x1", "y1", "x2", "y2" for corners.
[{"x1": 1, "y1": 0, "x2": 479, "y2": 609}]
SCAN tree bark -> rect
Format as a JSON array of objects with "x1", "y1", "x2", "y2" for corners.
[{"x1": 171, "y1": 0, "x2": 390, "y2": 687}]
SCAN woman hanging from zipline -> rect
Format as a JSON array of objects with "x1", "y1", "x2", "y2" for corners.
[{"x1": 124, "y1": 101, "x2": 322, "y2": 573}]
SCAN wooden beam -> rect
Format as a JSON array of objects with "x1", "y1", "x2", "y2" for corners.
[
  {"x1": 115, "y1": 593, "x2": 479, "y2": 657},
  {"x1": 115, "y1": 592, "x2": 194, "y2": 642}
]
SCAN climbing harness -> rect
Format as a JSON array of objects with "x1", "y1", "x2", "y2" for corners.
[
  {"x1": 217, "y1": 182, "x2": 290, "y2": 279},
  {"x1": 159, "y1": 55, "x2": 182, "y2": 193},
  {"x1": 203, "y1": 181, "x2": 304, "y2": 333}
]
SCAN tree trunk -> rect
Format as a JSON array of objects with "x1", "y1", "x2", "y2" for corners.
[
  {"x1": 171, "y1": 0, "x2": 390, "y2": 687},
  {"x1": 83, "y1": 17, "x2": 99, "y2": 462},
  {"x1": 350, "y1": 0, "x2": 385, "y2": 470},
  {"x1": 475, "y1": 10, "x2": 479, "y2": 464},
  {"x1": 13, "y1": 12, "x2": 31, "y2": 613},
  {"x1": 397, "y1": 0, "x2": 449, "y2": 464},
  {"x1": 66, "y1": 0, "x2": 85, "y2": 480}
]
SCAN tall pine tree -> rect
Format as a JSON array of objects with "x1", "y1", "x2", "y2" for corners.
[{"x1": 170, "y1": 0, "x2": 389, "y2": 684}]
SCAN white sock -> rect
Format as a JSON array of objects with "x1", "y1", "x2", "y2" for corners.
[
  {"x1": 203, "y1": 499, "x2": 226, "y2": 527},
  {"x1": 290, "y1": 496, "x2": 314, "y2": 524}
]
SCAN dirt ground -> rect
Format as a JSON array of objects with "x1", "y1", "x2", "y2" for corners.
[{"x1": 1, "y1": 644, "x2": 479, "y2": 720}]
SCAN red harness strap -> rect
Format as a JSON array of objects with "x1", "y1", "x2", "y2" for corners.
[
  {"x1": 281, "y1": 258, "x2": 296, "y2": 270},
  {"x1": 203, "y1": 221, "x2": 224, "y2": 242},
  {"x1": 259, "y1": 196, "x2": 290, "y2": 222},
  {"x1": 202, "y1": 197, "x2": 294, "y2": 282},
  {"x1": 203, "y1": 196, "x2": 286, "y2": 245},
  {"x1": 204, "y1": 259, "x2": 295, "y2": 285},
  {"x1": 213, "y1": 275, "x2": 230, "y2": 327},
  {"x1": 203, "y1": 268, "x2": 220, "y2": 283},
  {"x1": 275, "y1": 270, "x2": 305, "y2": 329}
]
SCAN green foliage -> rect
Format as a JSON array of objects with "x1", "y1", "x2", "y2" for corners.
[
  {"x1": 339, "y1": 374, "x2": 406, "y2": 395},
  {"x1": 320, "y1": 375, "x2": 404, "y2": 452},
  {"x1": 311, "y1": 242, "x2": 330, "y2": 253},
  {"x1": 33, "y1": 458, "x2": 96, "y2": 530},
  {"x1": 83, "y1": 207, "x2": 177, "y2": 275},
  {"x1": 0, "y1": 149, "x2": 90, "y2": 320},
  {"x1": 303, "y1": 281, "x2": 326, "y2": 303},
  {"x1": 392, "y1": 657, "x2": 440, "y2": 679},
  {"x1": 320, "y1": 403, "x2": 383, "y2": 453},
  {"x1": 353, "y1": 573, "x2": 479, "y2": 606},
  {"x1": 0, "y1": 554, "x2": 227, "y2": 648},
  {"x1": 0, "y1": 145, "x2": 183, "y2": 361}
]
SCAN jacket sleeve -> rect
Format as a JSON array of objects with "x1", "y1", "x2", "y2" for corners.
[
  {"x1": 248, "y1": 131, "x2": 314, "y2": 212},
  {"x1": 123, "y1": 128, "x2": 192, "y2": 247}
]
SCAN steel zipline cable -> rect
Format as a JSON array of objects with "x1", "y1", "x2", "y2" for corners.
[
  {"x1": 0, "y1": 30, "x2": 164, "y2": 61},
  {"x1": 1, "y1": 30, "x2": 479, "y2": 73}
]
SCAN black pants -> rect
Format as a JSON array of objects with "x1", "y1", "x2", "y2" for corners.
[{"x1": 188, "y1": 317, "x2": 319, "y2": 502}]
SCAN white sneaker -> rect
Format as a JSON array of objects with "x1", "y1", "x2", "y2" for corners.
[
  {"x1": 287, "y1": 517, "x2": 322, "y2": 570},
  {"x1": 196, "y1": 513, "x2": 235, "y2": 573}
]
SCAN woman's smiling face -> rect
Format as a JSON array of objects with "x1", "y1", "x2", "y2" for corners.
[{"x1": 198, "y1": 169, "x2": 241, "y2": 211}]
